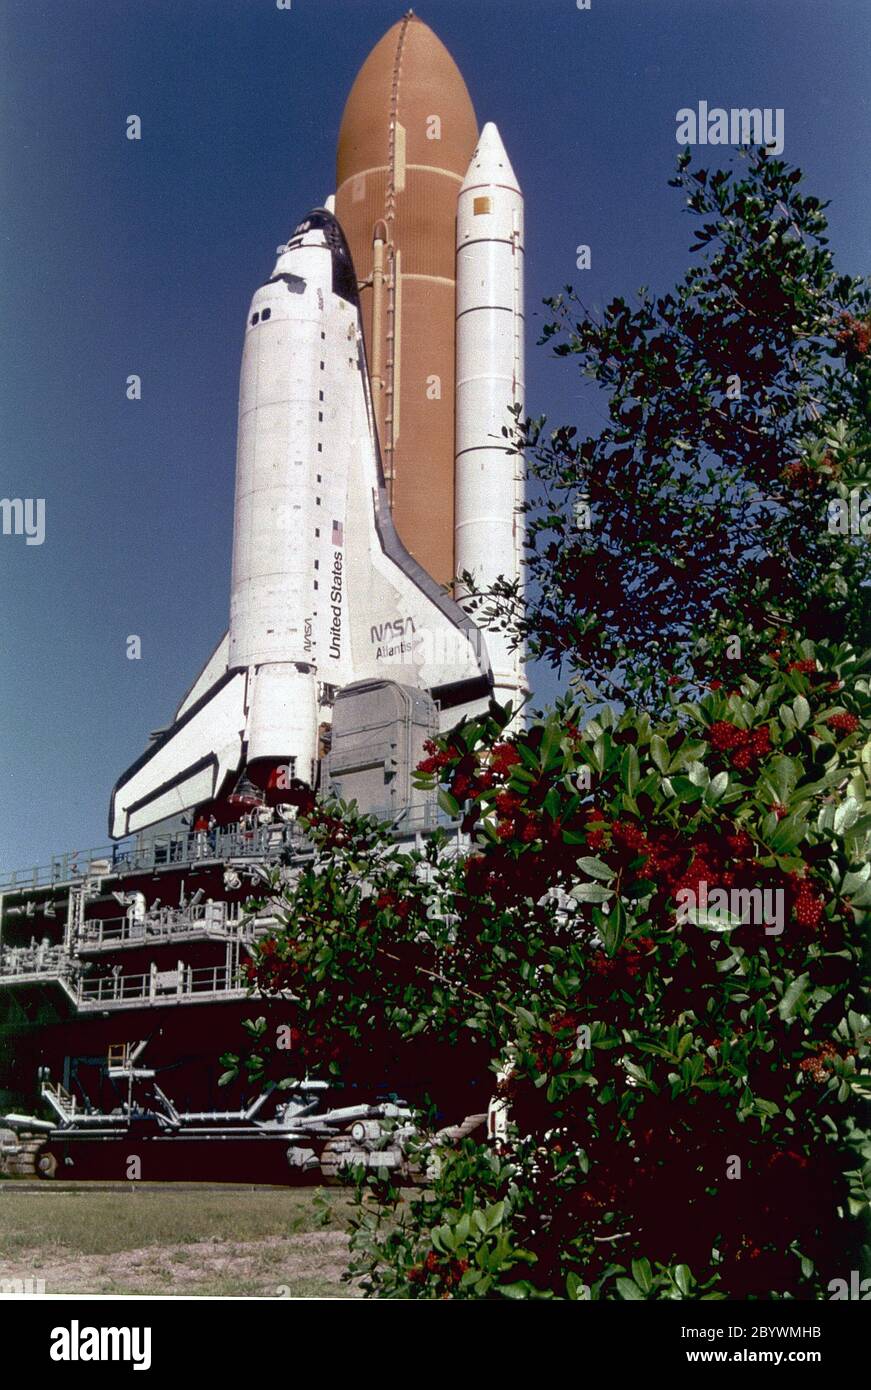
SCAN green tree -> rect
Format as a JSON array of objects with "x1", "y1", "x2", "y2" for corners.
[
  {"x1": 464, "y1": 148, "x2": 871, "y2": 710},
  {"x1": 229, "y1": 151, "x2": 870, "y2": 1299}
]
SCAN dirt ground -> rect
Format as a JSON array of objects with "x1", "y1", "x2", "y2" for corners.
[{"x1": 0, "y1": 1185, "x2": 361, "y2": 1298}]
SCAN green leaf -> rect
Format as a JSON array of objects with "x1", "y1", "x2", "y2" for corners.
[
  {"x1": 561, "y1": 829, "x2": 589, "y2": 845},
  {"x1": 482, "y1": 1201, "x2": 505, "y2": 1231},
  {"x1": 598, "y1": 898, "x2": 625, "y2": 955},
  {"x1": 571, "y1": 882, "x2": 614, "y2": 904},
  {"x1": 834, "y1": 797, "x2": 860, "y2": 835},
  {"x1": 667, "y1": 776, "x2": 704, "y2": 804},
  {"x1": 576, "y1": 856, "x2": 615, "y2": 881},
  {"x1": 674, "y1": 1264, "x2": 694, "y2": 1296},
  {"x1": 769, "y1": 814, "x2": 807, "y2": 853},
  {"x1": 778, "y1": 973, "x2": 809, "y2": 1021},
  {"x1": 592, "y1": 735, "x2": 607, "y2": 773},
  {"x1": 793, "y1": 695, "x2": 811, "y2": 728},
  {"x1": 622, "y1": 744, "x2": 640, "y2": 793},
  {"x1": 631, "y1": 1258, "x2": 654, "y2": 1294},
  {"x1": 616, "y1": 1277, "x2": 645, "y2": 1300},
  {"x1": 705, "y1": 771, "x2": 729, "y2": 804},
  {"x1": 540, "y1": 721, "x2": 562, "y2": 771},
  {"x1": 687, "y1": 760, "x2": 711, "y2": 788},
  {"x1": 437, "y1": 787, "x2": 460, "y2": 818},
  {"x1": 768, "y1": 755, "x2": 799, "y2": 803},
  {"x1": 650, "y1": 734, "x2": 670, "y2": 772}
]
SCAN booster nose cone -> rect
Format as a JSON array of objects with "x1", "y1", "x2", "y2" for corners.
[{"x1": 461, "y1": 121, "x2": 520, "y2": 193}]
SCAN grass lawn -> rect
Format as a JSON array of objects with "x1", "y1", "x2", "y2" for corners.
[{"x1": 0, "y1": 1185, "x2": 359, "y2": 1297}]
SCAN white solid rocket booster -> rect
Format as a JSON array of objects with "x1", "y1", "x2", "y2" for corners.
[{"x1": 455, "y1": 122, "x2": 527, "y2": 705}]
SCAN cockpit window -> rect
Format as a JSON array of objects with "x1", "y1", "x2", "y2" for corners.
[
  {"x1": 251, "y1": 312, "x2": 259, "y2": 325},
  {"x1": 261, "y1": 307, "x2": 271, "y2": 321}
]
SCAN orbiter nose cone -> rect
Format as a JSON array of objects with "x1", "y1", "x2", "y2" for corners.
[{"x1": 461, "y1": 121, "x2": 520, "y2": 192}]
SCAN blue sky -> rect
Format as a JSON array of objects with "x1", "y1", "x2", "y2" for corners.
[{"x1": 1, "y1": 0, "x2": 868, "y2": 871}]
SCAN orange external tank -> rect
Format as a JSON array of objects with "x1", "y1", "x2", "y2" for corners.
[{"x1": 335, "y1": 12, "x2": 478, "y2": 587}]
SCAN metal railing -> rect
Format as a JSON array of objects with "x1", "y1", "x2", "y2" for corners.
[
  {"x1": 0, "y1": 957, "x2": 247, "y2": 1009},
  {"x1": 0, "y1": 822, "x2": 312, "y2": 891},
  {"x1": 0, "y1": 941, "x2": 71, "y2": 980},
  {"x1": 78, "y1": 963, "x2": 243, "y2": 1009},
  {"x1": 0, "y1": 808, "x2": 465, "y2": 892},
  {"x1": 78, "y1": 902, "x2": 253, "y2": 949}
]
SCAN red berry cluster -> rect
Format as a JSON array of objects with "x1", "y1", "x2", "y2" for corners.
[
  {"x1": 587, "y1": 938, "x2": 654, "y2": 983},
  {"x1": 530, "y1": 1030, "x2": 560, "y2": 1067},
  {"x1": 500, "y1": 818, "x2": 536, "y2": 843},
  {"x1": 550, "y1": 1010, "x2": 582, "y2": 1035},
  {"x1": 828, "y1": 712, "x2": 859, "y2": 736},
  {"x1": 789, "y1": 872, "x2": 825, "y2": 929},
  {"x1": 708, "y1": 721, "x2": 771, "y2": 771},
  {"x1": 671, "y1": 852, "x2": 718, "y2": 906},
  {"x1": 490, "y1": 742, "x2": 522, "y2": 776},
  {"x1": 407, "y1": 1251, "x2": 470, "y2": 1292},
  {"x1": 777, "y1": 458, "x2": 822, "y2": 492},
  {"x1": 726, "y1": 830, "x2": 753, "y2": 858},
  {"x1": 787, "y1": 659, "x2": 816, "y2": 675},
  {"x1": 418, "y1": 738, "x2": 500, "y2": 813},
  {"x1": 781, "y1": 461, "x2": 821, "y2": 490},
  {"x1": 304, "y1": 807, "x2": 351, "y2": 847},
  {"x1": 452, "y1": 771, "x2": 473, "y2": 799},
  {"x1": 611, "y1": 820, "x2": 648, "y2": 853},
  {"x1": 798, "y1": 1041, "x2": 843, "y2": 1082},
  {"x1": 835, "y1": 312, "x2": 871, "y2": 360},
  {"x1": 416, "y1": 737, "x2": 456, "y2": 775},
  {"x1": 582, "y1": 805, "x2": 608, "y2": 851},
  {"x1": 374, "y1": 890, "x2": 412, "y2": 921},
  {"x1": 247, "y1": 934, "x2": 305, "y2": 994}
]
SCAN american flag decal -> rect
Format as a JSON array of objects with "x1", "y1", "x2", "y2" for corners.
[{"x1": 332, "y1": 519, "x2": 344, "y2": 546}]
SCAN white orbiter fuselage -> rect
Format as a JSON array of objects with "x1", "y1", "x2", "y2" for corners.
[{"x1": 110, "y1": 211, "x2": 492, "y2": 839}]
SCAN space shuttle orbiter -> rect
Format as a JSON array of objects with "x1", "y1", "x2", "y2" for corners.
[{"x1": 109, "y1": 210, "x2": 491, "y2": 838}]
